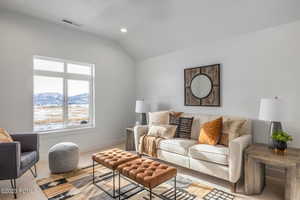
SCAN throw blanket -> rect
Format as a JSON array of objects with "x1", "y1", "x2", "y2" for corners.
[{"x1": 139, "y1": 135, "x2": 163, "y2": 157}]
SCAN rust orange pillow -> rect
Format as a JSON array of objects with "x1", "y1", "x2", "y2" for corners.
[
  {"x1": 198, "y1": 117, "x2": 223, "y2": 145},
  {"x1": 0, "y1": 128, "x2": 13, "y2": 143}
]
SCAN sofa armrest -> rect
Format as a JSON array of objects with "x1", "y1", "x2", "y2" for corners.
[
  {"x1": 0, "y1": 142, "x2": 21, "y2": 179},
  {"x1": 228, "y1": 134, "x2": 252, "y2": 183},
  {"x1": 133, "y1": 125, "x2": 149, "y2": 151},
  {"x1": 10, "y1": 133, "x2": 39, "y2": 152}
]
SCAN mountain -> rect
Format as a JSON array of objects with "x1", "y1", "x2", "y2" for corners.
[
  {"x1": 34, "y1": 93, "x2": 63, "y2": 106},
  {"x1": 68, "y1": 93, "x2": 89, "y2": 104},
  {"x1": 34, "y1": 93, "x2": 89, "y2": 106}
]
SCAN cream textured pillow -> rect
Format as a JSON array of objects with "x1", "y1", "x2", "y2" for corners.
[
  {"x1": 147, "y1": 125, "x2": 177, "y2": 139},
  {"x1": 148, "y1": 111, "x2": 170, "y2": 126},
  {"x1": 0, "y1": 128, "x2": 13, "y2": 143},
  {"x1": 219, "y1": 119, "x2": 247, "y2": 146}
]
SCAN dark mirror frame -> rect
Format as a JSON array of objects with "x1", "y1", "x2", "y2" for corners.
[{"x1": 184, "y1": 64, "x2": 221, "y2": 106}]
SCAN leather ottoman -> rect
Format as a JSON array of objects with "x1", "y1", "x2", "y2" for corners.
[
  {"x1": 117, "y1": 158, "x2": 177, "y2": 200},
  {"x1": 92, "y1": 148, "x2": 138, "y2": 170},
  {"x1": 92, "y1": 148, "x2": 139, "y2": 198}
]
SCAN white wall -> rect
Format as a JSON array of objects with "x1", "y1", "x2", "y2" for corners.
[
  {"x1": 136, "y1": 20, "x2": 300, "y2": 147},
  {"x1": 0, "y1": 11, "x2": 136, "y2": 159}
]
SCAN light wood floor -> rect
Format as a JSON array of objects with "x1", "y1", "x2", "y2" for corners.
[{"x1": 0, "y1": 144, "x2": 285, "y2": 200}]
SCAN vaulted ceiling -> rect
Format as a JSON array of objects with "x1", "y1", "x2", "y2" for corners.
[{"x1": 1, "y1": 0, "x2": 300, "y2": 60}]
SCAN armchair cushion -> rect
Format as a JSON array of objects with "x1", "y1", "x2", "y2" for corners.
[{"x1": 20, "y1": 151, "x2": 37, "y2": 169}]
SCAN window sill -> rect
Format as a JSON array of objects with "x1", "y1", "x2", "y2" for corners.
[{"x1": 36, "y1": 125, "x2": 95, "y2": 136}]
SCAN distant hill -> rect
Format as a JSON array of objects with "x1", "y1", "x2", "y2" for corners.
[
  {"x1": 34, "y1": 93, "x2": 89, "y2": 106},
  {"x1": 69, "y1": 93, "x2": 89, "y2": 104}
]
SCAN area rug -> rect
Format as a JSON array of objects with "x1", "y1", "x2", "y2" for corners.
[{"x1": 37, "y1": 165, "x2": 235, "y2": 200}]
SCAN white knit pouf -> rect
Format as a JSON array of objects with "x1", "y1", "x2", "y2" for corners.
[{"x1": 48, "y1": 142, "x2": 79, "y2": 174}]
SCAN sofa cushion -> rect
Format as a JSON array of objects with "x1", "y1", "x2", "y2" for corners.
[
  {"x1": 21, "y1": 151, "x2": 37, "y2": 169},
  {"x1": 158, "y1": 138, "x2": 197, "y2": 156},
  {"x1": 189, "y1": 144, "x2": 229, "y2": 165}
]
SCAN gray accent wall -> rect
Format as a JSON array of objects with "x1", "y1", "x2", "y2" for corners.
[{"x1": 136, "y1": 20, "x2": 300, "y2": 148}]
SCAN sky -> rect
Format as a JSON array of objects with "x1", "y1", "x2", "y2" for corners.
[
  {"x1": 34, "y1": 58, "x2": 91, "y2": 96},
  {"x1": 34, "y1": 76, "x2": 89, "y2": 96}
]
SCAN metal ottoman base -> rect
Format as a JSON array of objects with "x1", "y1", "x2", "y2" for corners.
[
  {"x1": 118, "y1": 173, "x2": 177, "y2": 200},
  {"x1": 92, "y1": 160, "x2": 119, "y2": 198}
]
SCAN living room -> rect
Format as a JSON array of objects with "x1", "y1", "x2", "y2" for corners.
[{"x1": 0, "y1": 1, "x2": 299, "y2": 200}]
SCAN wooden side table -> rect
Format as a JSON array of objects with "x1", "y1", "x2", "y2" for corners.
[
  {"x1": 125, "y1": 128, "x2": 135, "y2": 151},
  {"x1": 244, "y1": 144, "x2": 300, "y2": 200}
]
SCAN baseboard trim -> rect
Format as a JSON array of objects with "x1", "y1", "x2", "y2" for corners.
[{"x1": 39, "y1": 139, "x2": 125, "y2": 160}]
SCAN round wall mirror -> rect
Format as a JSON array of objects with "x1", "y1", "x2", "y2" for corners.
[{"x1": 190, "y1": 74, "x2": 212, "y2": 99}]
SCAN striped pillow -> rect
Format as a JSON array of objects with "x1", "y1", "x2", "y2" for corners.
[{"x1": 169, "y1": 114, "x2": 194, "y2": 139}]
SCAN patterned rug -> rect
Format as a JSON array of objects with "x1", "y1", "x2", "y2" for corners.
[{"x1": 37, "y1": 165, "x2": 235, "y2": 200}]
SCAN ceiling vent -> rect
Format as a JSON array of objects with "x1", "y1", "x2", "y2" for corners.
[{"x1": 62, "y1": 19, "x2": 81, "y2": 27}]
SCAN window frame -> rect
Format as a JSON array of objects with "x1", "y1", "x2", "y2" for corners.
[{"x1": 33, "y1": 55, "x2": 95, "y2": 133}]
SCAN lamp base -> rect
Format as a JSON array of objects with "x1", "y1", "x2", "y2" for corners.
[
  {"x1": 268, "y1": 121, "x2": 282, "y2": 149},
  {"x1": 141, "y1": 113, "x2": 147, "y2": 125}
]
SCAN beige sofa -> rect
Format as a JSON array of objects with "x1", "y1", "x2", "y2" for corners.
[{"x1": 134, "y1": 113, "x2": 252, "y2": 192}]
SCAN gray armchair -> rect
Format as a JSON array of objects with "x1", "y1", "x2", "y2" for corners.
[{"x1": 0, "y1": 133, "x2": 39, "y2": 199}]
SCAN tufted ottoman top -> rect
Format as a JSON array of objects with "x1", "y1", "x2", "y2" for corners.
[
  {"x1": 92, "y1": 148, "x2": 139, "y2": 170},
  {"x1": 117, "y1": 158, "x2": 177, "y2": 189}
]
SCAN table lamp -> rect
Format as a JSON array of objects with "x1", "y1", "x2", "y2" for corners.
[
  {"x1": 135, "y1": 100, "x2": 148, "y2": 125},
  {"x1": 259, "y1": 97, "x2": 283, "y2": 148}
]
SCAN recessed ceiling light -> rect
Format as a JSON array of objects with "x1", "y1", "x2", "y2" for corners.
[{"x1": 120, "y1": 28, "x2": 127, "y2": 33}]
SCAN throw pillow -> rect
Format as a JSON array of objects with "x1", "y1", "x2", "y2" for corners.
[
  {"x1": 147, "y1": 125, "x2": 177, "y2": 139},
  {"x1": 0, "y1": 128, "x2": 13, "y2": 143},
  {"x1": 219, "y1": 119, "x2": 247, "y2": 146},
  {"x1": 148, "y1": 111, "x2": 170, "y2": 126},
  {"x1": 170, "y1": 116, "x2": 194, "y2": 139},
  {"x1": 169, "y1": 112, "x2": 183, "y2": 126},
  {"x1": 198, "y1": 117, "x2": 223, "y2": 145}
]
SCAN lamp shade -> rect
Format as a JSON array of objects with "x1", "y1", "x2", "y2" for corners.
[
  {"x1": 259, "y1": 98, "x2": 283, "y2": 122},
  {"x1": 135, "y1": 100, "x2": 148, "y2": 113}
]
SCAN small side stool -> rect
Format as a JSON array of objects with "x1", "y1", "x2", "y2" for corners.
[{"x1": 48, "y1": 142, "x2": 79, "y2": 174}]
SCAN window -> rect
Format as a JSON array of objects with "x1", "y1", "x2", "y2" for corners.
[{"x1": 33, "y1": 56, "x2": 94, "y2": 132}]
